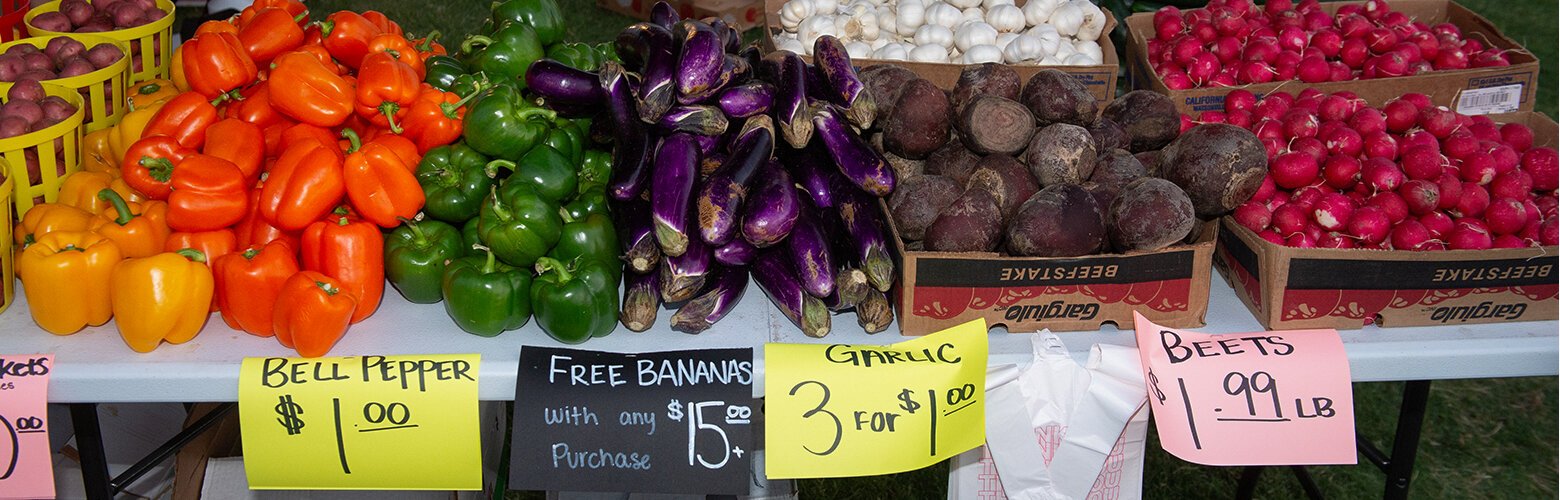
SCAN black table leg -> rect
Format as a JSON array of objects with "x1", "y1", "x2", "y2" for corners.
[
  {"x1": 1383, "y1": 380, "x2": 1432, "y2": 500},
  {"x1": 70, "y1": 403, "x2": 113, "y2": 500},
  {"x1": 1235, "y1": 466, "x2": 1263, "y2": 499}
]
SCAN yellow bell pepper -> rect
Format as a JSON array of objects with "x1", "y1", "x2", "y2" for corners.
[
  {"x1": 17, "y1": 231, "x2": 123, "y2": 334},
  {"x1": 110, "y1": 248, "x2": 215, "y2": 353},
  {"x1": 170, "y1": 45, "x2": 189, "y2": 92},
  {"x1": 57, "y1": 171, "x2": 144, "y2": 213},
  {"x1": 91, "y1": 189, "x2": 170, "y2": 258},
  {"x1": 108, "y1": 95, "x2": 173, "y2": 163},
  {"x1": 81, "y1": 128, "x2": 118, "y2": 175},
  {"x1": 14, "y1": 203, "x2": 95, "y2": 248},
  {"x1": 127, "y1": 79, "x2": 180, "y2": 112}
]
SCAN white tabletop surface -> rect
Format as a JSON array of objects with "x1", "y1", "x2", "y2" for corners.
[{"x1": 0, "y1": 276, "x2": 1554, "y2": 402}]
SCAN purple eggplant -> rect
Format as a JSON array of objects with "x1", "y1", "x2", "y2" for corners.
[
  {"x1": 811, "y1": 35, "x2": 877, "y2": 129},
  {"x1": 652, "y1": 133, "x2": 700, "y2": 257},
  {"x1": 753, "y1": 249, "x2": 831, "y2": 337},
  {"x1": 697, "y1": 116, "x2": 775, "y2": 247},
  {"x1": 739, "y1": 45, "x2": 762, "y2": 73},
  {"x1": 710, "y1": 18, "x2": 740, "y2": 55},
  {"x1": 787, "y1": 199, "x2": 836, "y2": 298},
  {"x1": 700, "y1": 151, "x2": 726, "y2": 177},
  {"x1": 835, "y1": 180, "x2": 895, "y2": 293},
  {"x1": 613, "y1": 23, "x2": 654, "y2": 72},
  {"x1": 603, "y1": 62, "x2": 655, "y2": 201},
  {"x1": 717, "y1": 81, "x2": 775, "y2": 118},
  {"x1": 856, "y1": 289, "x2": 892, "y2": 334},
  {"x1": 620, "y1": 23, "x2": 676, "y2": 123},
  {"x1": 693, "y1": 133, "x2": 724, "y2": 157},
  {"x1": 674, "y1": 20, "x2": 724, "y2": 104},
  {"x1": 823, "y1": 266, "x2": 869, "y2": 312},
  {"x1": 670, "y1": 265, "x2": 748, "y2": 334},
  {"x1": 649, "y1": 1, "x2": 679, "y2": 28},
  {"x1": 741, "y1": 160, "x2": 800, "y2": 247},
  {"x1": 660, "y1": 219, "x2": 711, "y2": 303},
  {"x1": 656, "y1": 105, "x2": 729, "y2": 136},
  {"x1": 616, "y1": 198, "x2": 659, "y2": 275},
  {"x1": 788, "y1": 144, "x2": 840, "y2": 209},
  {"x1": 621, "y1": 270, "x2": 661, "y2": 332},
  {"x1": 526, "y1": 59, "x2": 602, "y2": 107},
  {"x1": 773, "y1": 52, "x2": 812, "y2": 149},
  {"x1": 713, "y1": 238, "x2": 756, "y2": 266},
  {"x1": 813, "y1": 103, "x2": 895, "y2": 196}
]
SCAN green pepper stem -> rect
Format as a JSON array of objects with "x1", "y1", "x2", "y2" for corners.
[
  {"x1": 379, "y1": 102, "x2": 403, "y2": 134},
  {"x1": 341, "y1": 128, "x2": 363, "y2": 153},
  {"x1": 473, "y1": 243, "x2": 496, "y2": 274},
  {"x1": 315, "y1": 19, "x2": 335, "y2": 37},
  {"x1": 176, "y1": 248, "x2": 207, "y2": 263},
  {"x1": 417, "y1": 31, "x2": 442, "y2": 51},
  {"x1": 316, "y1": 280, "x2": 340, "y2": 295},
  {"x1": 460, "y1": 35, "x2": 494, "y2": 55},
  {"x1": 399, "y1": 216, "x2": 427, "y2": 243},
  {"x1": 535, "y1": 256, "x2": 571, "y2": 282},
  {"x1": 242, "y1": 247, "x2": 261, "y2": 259},
  {"x1": 516, "y1": 107, "x2": 558, "y2": 122},
  {"x1": 137, "y1": 83, "x2": 160, "y2": 95},
  {"x1": 483, "y1": 159, "x2": 516, "y2": 178},
  {"x1": 96, "y1": 189, "x2": 134, "y2": 225},
  {"x1": 442, "y1": 89, "x2": 483, "y2": 119},
  {"x1": 558, "y1": 206, "x2": 575, "y2": 224},
  {"x1": 486, "y1": 186, "x2": 511, "y2": 219},
  {"x1": 293, "y1": 11, "x2": 309, "y2": 23},
  {"x1": 139, "y1": 156, "x2": 175, "y2": 183}
]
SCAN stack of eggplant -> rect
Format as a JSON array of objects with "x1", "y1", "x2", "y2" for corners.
[{"x1": 528, "y1": 3, "x2": 897, "y2": 337}]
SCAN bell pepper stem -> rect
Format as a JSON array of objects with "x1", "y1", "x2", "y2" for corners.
[
  {"x1": 315, "y1": 19, "x2": 335, "y2": 37},
  {"x1": 486, "y1": 186, "x2": 512, "y2": 219},
  {"x1": 516, "y1": 107, "x2": 558, "y2": 122},
  {"x1": 558, "y1": 206, "x2": 576, "y2": 224},
  {"x1": 316, "y1": 280, "x2": 341, "y2": 295},
  {"x1": 483, "y1": 159, "x2": 516, "y2": 178},
  {"x1": 176, "y1": 248, "x2": 208, "y2": 263},
  {"x1": 139, "y1": 156, "x2": 175, "y2": 183},
  {"x1": 442, "y1": 89, "x2": 483, "y2": 119},
  {"x1": 294, "y1": 11, "x2": 309, "y2": 23},
  {"x1": 461, "y1": 35, "x2": 494, "y2": 55},
  {"x1": 341, "y1": 129, "x2": 363, "y2": 154},
  {"x1": 97, "y1": 189, "x2": 134, "y2": 225},
  {"x1": 472, "y1": 244, "x2": 497, "y2": 274},
  {"x1": 379, "y1": 103, "x2": 403, "y2": 134},
  {"x1": 399, "y1": 217, "x2": 428, "y2": 243},
  {"x1": 241, "y1": 247, "x2": 261, "y2": 260},
  {"x1": 535, "y1": 256, "x2": 572, "y2": 282},
  {"x1": 417, "y1": 30, "x2": 442, "y2": 51}
]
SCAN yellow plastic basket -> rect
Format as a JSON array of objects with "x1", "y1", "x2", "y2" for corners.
[
  {"x1": 0, "y1": 35, "x2": 130, "y2": 132},
  {"x1": 0, "y1": 172, "x2": 13, "y2": 315},
  {"x1": 24, "y1": 0, "x2": 173, "y2": 84},
  {"x1": 2, "y1": 82, "x2": 85, "y2": 217}
]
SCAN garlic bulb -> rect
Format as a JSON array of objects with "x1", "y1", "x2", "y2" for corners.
[
  {"x1": 776, "y1": 36, "x2": 806, "y2": 54},
  {"x1": 869, "y1": 37, "x2": 891, "y2": 49},
  {"x1": 1002, "y1": 34, "x2": 1045, "y2": 63},
  {"x1": 780, "y1": 1, "x2": 814, "y2": 32},
  {"x1": 814, "y1": 0, "x2": 840, "y2": 15},
  {"x1": 1073, "y1": 39, "x2": 1103, "y2": 64},
  {"x1": 1038, "y1": 54, "x2": 1063, "y2": 65},
  {"x1": 1063, "y1": 52, "x2": 1096, "y2": 66},
  {"x1": 1021, "y1": 0, "x2": 1062, "y2": 27},
  {"x1": 945, "y1": 0, "x2": 981, "y2": 9},
  {"x1": 846, "y1": 40, "x2": 873, "y2": 58},
  {"x1": 985, "y1": 4, "x2": 1024, "y2": 33},
  {"x1": 1048, "y1": 0, "x2": 1083, "y2": 37},
  {"x1": 924, "y1": 2, "x2": 963, "y2": 28},
  {"x1": 843, "y1": 11, "x2": 880, "y2": 40},
  {"x1": 1027, "y1": 24, "x2": 1062, "y2": 56},
  {"x1": 876, "y1": 8, "x2": 898, "y2": 37},
  {"x1": 1071, "y1": 0, "x2": 1106, "y2": 41},
  {"x1": 874, "y1": 42, "x2": 910, "y2": 60},
  {"x1": 843, "y1": 0, "x2": 874, "y2": 16},
  {"x1": 913, "y1": 24, "x2": 955, "y2": 48},
  {"x1": 959, "y1": 7, "x2": 985, "y2": 26},
  {"x1": 962, "y1": 44, "x2": 1003, "y2": 63},
  {"x1": 995, "y1": 32, "x2": 1020, "y2": 51},
  {"x1": 981, "y1": 0, "x2": 1013, "y2": 9},
  {"x1": 798, "y1": 15, "x2": 838, "y2": 49},
  {"x1": 953, "y1": 22, "x2": 997, "y2": 52},
  {"x1": 895, "y1": 1, "x2": 925, "y2": 36},
  {"x1": 1052, "y1": 37, "x2": 1076, "y2": 58},
  {"x1": 909, "y1": 43, "x2": 949, "y2": 62}
]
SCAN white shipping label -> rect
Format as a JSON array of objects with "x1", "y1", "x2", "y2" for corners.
[{"x1": 1457, "y1": 84, "x2": 1523, "y2": 115}]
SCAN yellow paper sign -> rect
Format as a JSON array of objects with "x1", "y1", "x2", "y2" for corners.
[
  {"x1": 764, "y1": 320, "x2": 989, "y2": 479},
  {"x1": 238, "y1": 354, "x2": 482, "y2": 490}
]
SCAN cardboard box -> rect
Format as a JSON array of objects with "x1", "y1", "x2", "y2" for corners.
[
  {"x1": 1213, "y1": 111, "x2": 1558, "y2": 330},
  {"x1": 1124, "y1": 0, "x2": 1541, "y2": 115},
  {"x1": 597, "y1": 0, "x2": 767, "y2": 30},
  {"x1": 762, "y1": 0, "x2": 1119, "y2": 102},
  {"x1": 886, "y1": 198, "x2": 1216, "y2": 336}
]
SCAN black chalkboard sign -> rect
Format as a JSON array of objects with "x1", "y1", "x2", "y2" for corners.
[{"x1": 509, "y1": 346, "x2": 755, "y2": 494}]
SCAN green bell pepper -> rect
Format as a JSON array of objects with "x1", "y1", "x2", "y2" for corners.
[
  {"x1": 550, "y1": 211, "x2": 621, "y2": 283},
  {"x1": 462, "y1": 83, "x2": 556, "y2": 160},
  {"x1": 417, "y1": 144, "x2": 500, "y2": 224},
  {"x1": 562, "y1": 187, "x2": 608, "y2": 220},
  {"x1": 460, "y1": 22, "x2": 544, "y2": 85},
  {"x1": 545, "y1": 42, "x2": 601, "y2": 72},
  {"x1": 385, "y1": 218, "x2": 465, "y2": 304},
  {"x1": 594, "y1": 42, "x2": 619, "y2": 64},
  {"x1": 479, "y1": 183, "x2": 562, "y2": 267},
  {"x1": 441, "y1": 245, "x2": 532, "y2": 336},
  {"x1": 491, "y1": 0, "x2": 566, "y2": 46},
  {"x1": 461, "y1": 217, "x2": 484, "y2": 257},
  {"x1": 544, "y1": 122, "x2": 583, "y2": 166},
  {"x1": 531, "y1": 256, "x2": 618, "y2": 344},
  {"x1": 505, "y1": 144, "x2": 577, "y2": 204},
  {"x1": 577, "y1": 149, "x2": 612, "y2": 193},
  {"x1": 424, "y1": 55, "x2": 468, "y2": 92}
]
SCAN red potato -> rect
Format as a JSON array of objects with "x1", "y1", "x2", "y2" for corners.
[
  {"x1": 0, "y1": 55, "x2": 25, "y2": 81},
  {"x1": 0, "y1": 116, "x2": 28, "y2": 139},
  {"x1": 39, "y1": 96, "x2": 76, "y2": 125},
  {"x1": 21, "y1": 52, "x2": 50, "y2": 72},
  {"x1": 58, "y1": 58, "x2": 96, "y2": 78},
  {"x1": 4, "y1": 44, "x2": 38, "y2": 58},
  {"x1": 142, "y1": 7, "x2": 168, "y2": 24},
  {"x1": 31, "y1": 12, "x2": 71, "y2": 32},
  {"x1": 60, "y1": 0, "x2": 94, "y2": 27},
  {"x1": 85, "y1": 44, "x2": 124, "y2": 70},
  {"x1": 7, "y1": 79, "x2": 44, "y2": 102},
  {"x1": 17, "y1": 70, "x2": 56, "y2": 81},
  {"x1": 3, "y1": 99, "x2": 44, "y2": 127},
  {"x1": 108, "y1": 2, "x2": 146, "y2": 28},
  {"x1": 95, "y1": 0, "x2": 124, "y2": 10},
  {"x1": 44, "y1": 37, "x2": 86, "y2": 62}
]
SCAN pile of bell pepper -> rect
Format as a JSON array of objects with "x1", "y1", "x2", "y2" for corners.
[
  {"x1": 384, "y1": 0, "x2": 621, "y2": 345},
  {"x1": 14, "y1": 0, "x2": 464, "y2": 357}
]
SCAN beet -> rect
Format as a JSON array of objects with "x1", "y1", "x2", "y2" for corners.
[
  {"x1": 1135, "y1": 150, "x2": 1163, "y2": 177},
  {"x1": 859, "y1": 64, "x2": 919, "y2": 124},
  {"x1": 1089, "y1": 118, "x2": 1129, "y2": 152},
  {"x1": 1088, "y1": 149, "x2": 1148, "y2": 207},
  {"x1": 1006, "y1": 184, "x2": 1105, "y2": 257},
  {"x1": 924, "y1": 187, "x2": 1004, "y2": 252},
  {"x1": 925, "y1": 139, "x2": 980, "y2": 185},
  {"x1": 1101, "y1": 90, "x2": 1181, "y2": 152},
  {"x1": 888, "y1": 175, "x2": 962, "y2": 241},
  {"x1": 882, "y1": 79, "x2": 951, "y2": 160},
  {"x1": 1109, "y1": 178, "x2": 1197, "y2": 252},
  {"x1": 964, "y1": 154, "x2": 1039, "y2": 222},
  {"x1": 1023, "y1": 123, "x2": 1097, "y2": 187},
  {"x1": 950, "y1": 62, "x2": 1021, "y2": 112},
  {"x1": 1020, "y1": 69, "x2": 1097, "y2": 127},
  {"x1": 882, "y1": 148, "x2": 924, "y2": 183},
  {"x1": 1159, "y1": 123, "x2": 1268, "y2": 217},
  {"x1": 958, "y1": 94, "x2": 1033, "y2": 156}
]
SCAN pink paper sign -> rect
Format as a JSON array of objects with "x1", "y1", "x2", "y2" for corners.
[
  {"x1": 0, "y1": 354, "x2": 54, "y2": 499},
  {"x1": 1133, "y1": 313, "x2": 1356, "y2": 466}
]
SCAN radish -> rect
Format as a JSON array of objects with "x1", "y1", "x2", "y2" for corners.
[
  {"x1": 1227, "y1": 110, "x2": 1254, "y2": 128},
  {"x1": 1400, "y1": 130, "x2": 1441, "y2": 156},
  {"x1": 1398, "y1": 179, "x2": 1440, "y2": 215},
  {"x1": 1468, "y1": 122, "x2": 1501, "y2": 142},
  {"x1": 1420, "y1": 211, "x2": 1453, "y2": 238},
  {"x1": 1500, "y1": 123, "x2": 1534, "y2": 152},
  {"x1": 1180, "y1": 114, "x2": 1196, "y2": 134},
  {"x1": 1253, "y1": 118, "x2": 1284, "y2": 141},
  {"x1": 1368, "y1": 191, "x2": 1409, "y2": 223},
  {"x1": 1271, "y1": 152, "x2": 1320, "y2": 190},
  {"x1": 1277, "y1": 25, "x2": 1308, "y2": 52},
  {"x1": 1459, "y1": 154, "x2": 1498, "y2": 185},
  {"x1": 1362, "y1": 0, "x2": 1389, "y2": 21},
  {"x1": 1241, "y1": 38, "x2": 1281, "y2": 62},
  {"x1": 1198, "y1": 111, "x2": 1228, "y2": 123},
  {"x1": 1471, "y1": 51, "x2": 1511, "y2": 68},
  {"x1": 1156, "y1": 15, "x2": 1188, "y2": 41},
  {"x1": 1297, "y1": 56, "x2": 1330, "y2": 83},
  {"x1": 1252, "y1": 174, "x2": 1278, "y2": 203},
  {"x1": 1188, "y1": 52, "x2": 1221, "y2": 84},
  {"x1": 1317, "y1": 232, "x2": 1356, "y2": 248},
  {"x1": 1417, "y1": 106, "x2": 1459, "y2": 139},
  {"x1": 1328, "y1": 61, "x2": 1353, "y2": 81},
  {"x1": 1172, "y1": 37, "x2": 1205, "y2": 66},
  {"x1": 1430, "y1": 22, "x2": 1461, "y2": 38},
  {"x1": 1292, "y1": 137, "x2": 1328, "y2": 162},
  {"x1": 1399, "y1": 93, "x2": 1433, "y2": 109},
  {"x1": 1311, "y1": 29, "x2": 1343, "y2": 58},
  {"x1": 1291, "y1": 185, "x2": 1326, "y2": 207},
  {"x1": 1339, "y1": 38, "x2": 1369, "y2": 67},
  {"x1": 1441, "y1": 131, "x2": 1478, "y2": 160},
  {"x1": 1213, "y1": 37, "x2": 1244, "y2": 63},
  {"x1": 1489, "y1": 170, "x2": 1534, "y2": 200},
  {"x1": 1323, "y1": 154, "x2": 1362, "y2": 189},
  {"x1": 1362, "y1": 131, "x2": 1399, "y2": 160},
  {"x1": 1363, "y1": 27, "x2": 1399, "y2": 54},
  {"x1": 1453, "y1": 181, "x2": 1490, "y2": 217},
  {"x1": 1338, "y1": 14, "x2": 1372, "y2": 38},
  {"x1": 1491, "y1": 234, "x2": 1526, "y2": 249},
  {"x1": 1318, "y1": 95, "x2": 1353, "y2": 122},
  {"x1": 1311, "y1": 191, "x2": 1355, "y2": 230},
  {"x1": 1209, "y1": 71, "x2": 1239, "y2": 87},
  {"x1": 1282, "y1": 111, "x2": 1320, "y2": 138},
  {"x1": 1347, "y1": 108, "x2": 1387, "y2": 136},
  {"x1": 1406, "y1": 31, "x2": 1440, "y2": 61},
  {"x1": 1362, "y1": 157, "x2": 1405, "y2": 192},
  {"x1": 1192, "y1": 21, "x2": 1219, "y2": 42},
  {"x1": 1399, "y1": 144, "x2": 1445, "y2": 180},
  {"x1": 1238, "y1": 60, "x2": 1277, "y2": 83},
  {"x1": 1383, "y1": 99, "x2": 1418, "y2": 133},
  {"x1": 1321, "y1": 126, "x2": 1363, "y2": 157},
  {"x1": 1485, "y1": 197, "x2": 1528, "y2": 235},
  {"x1": 1265, "y1": 91, "x2": 1296, "y2": 109},
  {"x1": 1162, "y1": 71, "x2": 1195, "y2": 90},
  {"x1": 1389, "y1": 220, "x2": 1436, "y2": 251},
  {"x1": 1446, "y1": 222, "x2": 1493, "y2": 250},
  {"x1": 1261, "y1": 137, "x2": 1286, "y2": 161},
  {"x1": 1234, "y1": 201, "x2": 1273, "y2": 232},
  {"x1": 1317, "y1": 119, "x2": 1345, "y2": 140},
  {"x1": 1224, "y1": 89, "x2": 1257, "y2": 114},
  {"x1": 1285, "y1": 232, "x2": 1317, "y2": 248},
  {"x1": 1272, "y1": 202, "x2": 1311, "y2": 235},
  {"x1": 1535, "y1": 195, "x2": 1558, "y2": 219},
  {"x1": 1523, "y1": 199, "x2": 1542, "y2": 227},
  {"x1": 1489, "y1": 144, "x2": 1519, "y2": 174},
  {"x1": 1521, "y1": 147, "x2": 1558, "y2": 191},
  {"x1": 1345, "y1": 206, "x2": 1391, "y2": 244},
  {"x1": 1541, "y1": 219, "x2": 1558, "y2": 246},
  {"x1": 1433, "y1": 46, "x2": 1469, "y2": 70},
  {"x1": 1265, "y1": 0, "x2": 1293, "y2": 15},
  {"x1": 1435, "y1": 173, "x2": 1464, "y2": 211}
]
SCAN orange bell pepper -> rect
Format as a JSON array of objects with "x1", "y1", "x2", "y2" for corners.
[
  {"x1": 127, "y1": 80, "x2": 180, "y2": 111},
  {"x1": 413, "y1": 31, "x2": 447, "y2": 60},
  {"x1": 138, "y1": 153, "x2": 249, "y2": 232},
  {"x1": 361, "y1": 11, "x2": 402, "y2": 36},
  {"x1": 273, "y1": 270, "x2": 356, "y2": 357},
  {"x1": 316, "y1": 11, "x2": 381, "y2": 70},
  {"x1": 58, "y1": 171, "x2": 142, "y2": 213},
  {"x1": 401, "y1": 85, "x2": 468, "y2": 153},
  {"x1": 341, "y1": 130, "x2": 424, "y2": 228},
  {"x1": 16, "y1": 231, "x2": 121, "y2": 334},
  {"x1": 294, "y1": 43, "x2": 343, "y2": 74},
  {"x1": 81, "y1": 128, "x2": 117, "y2": 175},
  {"x1": 202, "y1": 118, "x2": 265, "y2": 183},
  {"x1": 354, "y1": 51, "x2": 420, "y2": 133},
  {"x1": 261, "y1": 138, "x2": 346, "y2": 231},
  {"x1": 181, "y1": 32, "x2": 258, "y2": 100},
  {"x1": 238, "y1": 0, "x2": 308, "y2": 26},
  {"x1": 194, "y1": 20, "x2": 239, "y2": 36},
  {"x1": 121, "y1": 136, "x2": 195, "y2": 200},
  {"x1": 214, "y1": 240, "x2": 299, "y2": 337},
  {"x1": 237, "y1": 7, "x2": 305, "y2": 65},
  {"x1": 141, "y1": 92, "x2": 219, "y2": 149},
  {"x1": 366, "y1": 33, "x2": 424, "y2": 79},
  {"x1": 110, "y1": 95, "x2": 173, "y2": 163},
  {"x1": 14, "y1": 203, "x2": 94, "y2": 247},
  {"x1": 234, "y1": 179, "x2": 299, "y2": 249},
  {"x1": 301, "y1": 209, "x2": 384, "y2": 323},
  {"x1": 227, "y1": 81, "x2": 288, "y2": 128},
  {"x1": 91, "y1": 190, "x2": 171, "y2": 258},
  {"x1": 110, "y1": 249, "x2": 215, "y2": 353},
  {"x1": 371, "y1": 130, "x2": 421, "y2": 168},
  {"x1": 268, "y1": 51, "x2": 354, "y2": 127},
  {"x1": 276, "y1": 122, "x2": 339, "y2": 155},
  {"x1": 170, "y1": 45, "x2": 190, "y2": 92},
  {"x1": 164, "y1": 229, "x2": 238, "y2": 265}
]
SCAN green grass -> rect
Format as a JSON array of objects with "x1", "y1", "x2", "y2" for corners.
[{"x1": 295, "y1": 1, "x2": 1556, "y2": 498}]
